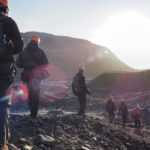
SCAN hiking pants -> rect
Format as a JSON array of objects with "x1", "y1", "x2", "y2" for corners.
[
  {"x1": 108, "y1": 112, "x2": 115, "y2": 123},
  {"x1": 134, "y1": 118, "x2": 141, "y2": 128},
  {"x1": 0, "y1": 104, "x2": 9, "y2": 150},
  {"x1": 0, "y1": 81, "x2": 12, "y2": 149},
  {"x1": 78, "y1": 94, "x2": 86, "y2": 115},
  {"x1": 122, "y1": 115, "x2": 128, "y2": 126},
  {"x1": 27, "y1": 78, "x2": 41, "y2": 118}
]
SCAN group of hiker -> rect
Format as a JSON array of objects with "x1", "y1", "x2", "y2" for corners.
[
  {"x1": 0, "y1": 1, "x2": 91, "y2": 149},
  {"x1": 0, "y1": 1, "x2": 23, "y2": 149},
  {"x1": 105, "y1": 95, "x2": 150, "y2": 128},
  {"x1": 1, "y1": 0, "x2": 150, "y2": 149}
]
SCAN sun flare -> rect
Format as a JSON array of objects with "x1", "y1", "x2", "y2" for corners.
[{"x1": 90, "y1": 12, "x2": 150, "y2": 69}]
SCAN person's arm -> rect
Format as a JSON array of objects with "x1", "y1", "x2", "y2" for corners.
[
  {"x1": 126, "y1": 106, "x2": 129, "y2": 115},
  {"x1": 72, "y1": 82, "x2": 77, "y2": 96},
  {"x1": 113, "y1": 103, "x2": 117, "y2": 112},
  {"x1": 9, "y1": 18, "x2": 23, "y2": 55},
  {"x1": 105, "y1": 102, "x2": 108, "y2": 111},
  {"x1": 41, "y1": 50, "x2": 49, "y2": 67},
  {"x1": 80, "y1": 76, "x2": 91, "y2": 95},
  {"x1": 118, "y1": 105, "x2": 121, "y2": 115},
  {"x1": 16, "y1": 53, "x2": 23, "y2": 68}
]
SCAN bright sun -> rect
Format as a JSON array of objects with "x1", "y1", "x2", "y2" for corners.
[{"x1": 90, "y1": 12, "x2": 150, "y2": 70}]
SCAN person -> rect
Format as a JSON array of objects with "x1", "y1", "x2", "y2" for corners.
[
  {"x1": 119, "y1": 100, "x2": 128, "y2": 127},
  {"x1": 141, "y1": 105, "x2": 150, "y2": 127},
  {"x1": 72, "y1": 65, "x2": 91, "y2": 115},
  {"x1": 131, "y1": 104, "x2": 141, "y2": 128},
  {"x1": 105, "y1": 95, "x2": 116, "y2": 123},
  {"x1": 0, "y1": 0, "x2": 23, "y2": 149},
  {"x1": 16, "y1": 35, "x2": 49, "y2": 118}
]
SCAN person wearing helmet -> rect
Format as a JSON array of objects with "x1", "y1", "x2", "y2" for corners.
[
  {"x1": 131, "y1": 104, "x2": 141, "y2": 128},
  {"x1": 16, "y1": 35, "x2": 49, "y2": 118},
  {"x1": 72, "y1": 65, "x2": 91, "y2": 115},
  {"x1": 0, "y1": 0, "x2": 23, "y2": 149},
  {"x1": 105, "y1": 95, "x2": 116, "y2": 123},
  {"x1": 119, "y1": 100, "x2": 128, "y2": 127}
]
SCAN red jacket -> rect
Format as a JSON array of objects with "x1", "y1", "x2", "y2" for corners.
[{"x1": 132, "y1": 108, "x2": 141, "y2": 119}]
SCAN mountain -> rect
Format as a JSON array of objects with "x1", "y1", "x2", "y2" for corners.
[
  {"x1": 21, "y1": 32, "x2": 133, "y2": 79},
  {"x1": 89, "y1": 70, "x2": 150, "y2": 93}
]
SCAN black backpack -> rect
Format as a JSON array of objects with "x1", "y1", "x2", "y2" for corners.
[
  {"x1": 0, "y1": 16, "x2": 8, "y2": 58},
  {"x1": 72, "y1": 74, "x2": 81, "y2": 95}
]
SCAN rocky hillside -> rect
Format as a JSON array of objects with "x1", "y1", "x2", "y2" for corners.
[
  {"x1": 20, "y1": 32, "x2": 133, "y2": 79},
  {"x1": 89, "y1": 70, "x2": 150, "y2": 93},
  {"x1": 9, "y1": 111, "x2": 150, "y2": 150}
]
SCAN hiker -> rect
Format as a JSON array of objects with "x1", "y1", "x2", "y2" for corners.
[
  {"x1": 16, "y1": 35, "x2": 49, "y2": 118},
  {"x1": 0, "y1": 0, "x2": 23, "y2": 149},
  {"x1": 105, "y1": 95, "x2": 116, "y2": 123},
  {"x1": 131, "y1": 104, "x2": 141, "y2": 128},
  {"x1": 119, "y1": 100, "x2": 128, "y2": 127},
  {"x1": 72, "y1": 65, "x2": 91, "y2": 115},
  {"x1": 141, "y1": 105, "x2": 150, "y2": 127}
]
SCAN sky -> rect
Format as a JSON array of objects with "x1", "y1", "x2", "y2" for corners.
[{"x1": 9, "y1": 0, "x2": 150, "y2": 70}]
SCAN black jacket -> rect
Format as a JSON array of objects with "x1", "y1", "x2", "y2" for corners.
[
  {"x1": 16, "y1": 41, "x2": 49, "y2": 72},
  {"x1": 72, "y1": 72, "x2": 91, "y2": 96},
  {"x1": 0, "y1": 15, "x2": 23, "y2": 80}
]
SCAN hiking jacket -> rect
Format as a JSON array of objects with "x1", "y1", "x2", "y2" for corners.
[
  {"x1": 72, "y1": 72, "x2": 91, "y2": 96},
  {"x1": 106, "y1": 100, "x2": 116, "y2": 113},
  {"x1": 119, "y1": 103, "x2": 128, "y2": 116},
  {"x1": 16, "y1": 41, "x2": 49, "y2": 76},
  {"x1": 131, "y1": 108, "x2": 141, "y2": 119},
  {"x1": 0, "y1": 14, "x2": 23, "y2": 80}
]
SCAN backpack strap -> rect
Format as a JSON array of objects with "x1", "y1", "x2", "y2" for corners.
[
  {"x1": 0, "y1": 16, "x2": 10, "y2": 49},
  {"x1": 0, "y1": 16, "x2": 5, "y2": 44}
]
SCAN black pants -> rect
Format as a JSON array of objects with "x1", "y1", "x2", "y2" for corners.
[
  {"x1": 134, "y1": 118, "x2": 141, "y2": 128},
  {"x1": 0, "y1": 81, "x2": 12, "y2": 149},
  {"x1": 121, "y1": 115, "x2": 128, "y2": 126},
  {"x1": 78, "y1": 94, "x2": 86, "y2": 115},
  {"x1": 27, "y1": 78, "x2": 41, "y2": 118},
  {"x1": 108, "y1": 112, "x2": 115, "y2": 123}
]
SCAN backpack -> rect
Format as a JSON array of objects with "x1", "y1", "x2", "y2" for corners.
[
  {"x1": 27, "y1": 50, "x2": 49, "y2": 80},
  {"x1": 72, "y1": 74, "x2": 81, "y2": 95},
  {"x1": 132, "y1": 108, "x2": 140, "y2": 118},
  {"x1": 0, "y1": 16, "x2": 8, "y2": 58}
]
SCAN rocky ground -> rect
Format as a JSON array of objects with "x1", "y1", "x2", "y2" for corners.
[
  {"x1": 8, "y1": 110, "x2": 150, "y2": 150},
  {"x1": 8, "y1": 81, "x2": 150, "y2": 150}
]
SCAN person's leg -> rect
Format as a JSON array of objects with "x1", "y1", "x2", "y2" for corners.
[
  {"x1": 137, "y1": 119, "x2": 141, "y2": 128},
  {"x1": 109, "y1": 112, "x2": 112, "y2": 123},
  {"x1": 82, "y1": 94, "x2": 86, "y2": 114},
  {"x1": 78, "y1": 96, "x2": 82, "y2": 115},
  {"x1": 32, "y1": 90, "x2": 40, "y2": 118},
  {"x1": 135, "y1": 118, "x2": 138, "y2": 128},
  {"x1": 0, "y1": 103, "x2": 9, "y2": 150},
  {"x1": 27, "y1": 86, "x2": 34, "y2": 117},
  {"x1": 123, "y1": 115, "x2": 127, "y2": 127},
  {"x1": 28, "y1": 79, "x2": 40, "y2": 118},
  {"x1": 122, "y1": 116, "x2": 125, "y2": 127},
  {"x1": 0, "y1": 81, "x2": 12, "y2": 150},
  {"x1": 26, "y1": 82, "x2": 32, "y2": 115}
]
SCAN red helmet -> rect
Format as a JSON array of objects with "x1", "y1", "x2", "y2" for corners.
[{"x1": 0, "y1": 0, "x2": 8, "y2": 7}]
